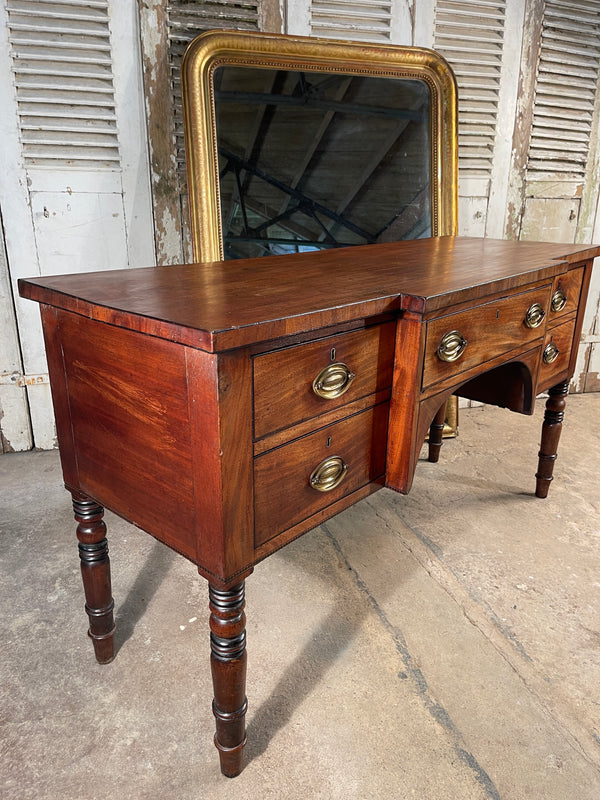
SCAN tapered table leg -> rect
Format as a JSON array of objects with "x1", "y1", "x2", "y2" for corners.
[
  {"x1": 209, "y1": 582, "x2": 248, "y2": 777},
  {"x1": 428, "y1": 401, "x2": 447, "y2": 463},
  {"x1": 72, "y1": 492, "x2": 116, "y2": 664},
  {"x1": 535, "y1": 381, "x2": 569, "y2": 499}
]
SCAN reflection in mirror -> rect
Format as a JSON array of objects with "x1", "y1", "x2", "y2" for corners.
[{"x1": 214, "y1": 67, "x2": 431, "y2": 260}]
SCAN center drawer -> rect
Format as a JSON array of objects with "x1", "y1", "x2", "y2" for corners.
[
  {"x1": 253, "y1": 322, "x2": 395, "y2": 440},
  {"x1": 254, "y1": 402, "x2": 389, "y2": 547},
  {"x1": 423, "y1": 284, "x2": 552, "y2": 390}
]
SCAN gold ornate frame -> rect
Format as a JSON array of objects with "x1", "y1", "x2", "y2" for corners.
[
  {"x1": 182, "y1": 29, "x2": 458, "y2": 262},
  {"x1": 181, "y1": 29, "x2": 459, "y2": 434}
]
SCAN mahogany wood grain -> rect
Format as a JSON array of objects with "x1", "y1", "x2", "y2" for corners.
[
  {"x1": 538, "y1": 317, "x2": 577, "y2": 390},
  {"x1": 550, "y1": 266, "x2": 584, "y2": 322},
  {"x1": 16, "y1": 237, "x2": 599, "y2": 777},
  {"x1": 209, "y1": 582, "x2": 248, "y2": 777},
  {"x1": 253, "y1": 388, "x2": 392, "y2": 456},
  {"x1": 427, "y1": 402, "x2": 446, "y2": 463},
  {"x1": 253, "y1": 322, "x2": 394, "y2": 439},
  {"x1": 385, "y1": 309, "x2": 425, "y2": 494},
  {"x1": 72, "y1": 492, "x2": 115, "y2": 664},
  {"x1": 18, "y1": 238, "x2": 600, "y2": 353},
  {"x1": 254, "y1": 402, "x2": 389, "y2": 547},
  {"x1": 422, "y1": 285, "x2": 551, "y2": 390},
  {"x1": 186, "y1": 347, "x2": 255, "y2": 587},
  {"x1": 536, "y1": 381, "x2": 569, "y2": 498},
  {"x1": 39, "y1": 305, "x2": 79, "y2": 489},
  {"x1": 57, "y1": 309, "x2": 198, "y2": 562}
]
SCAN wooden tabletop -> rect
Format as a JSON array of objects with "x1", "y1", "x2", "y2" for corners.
[{"x1": 19, "y1": 237, "x2": 600, "y2": 352}]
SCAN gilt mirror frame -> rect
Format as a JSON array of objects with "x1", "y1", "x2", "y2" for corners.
[
  {"x1": 181, "y1": 29, "x2": 458, "y2": 265},
  {"x1": 181, "y1": 30, "x2": 459, "y2": 431}
]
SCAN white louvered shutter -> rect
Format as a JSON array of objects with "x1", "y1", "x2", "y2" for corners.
[
  {"x1": 0, "y1": 0, "x2": 154, "y2": 449},
  {"x1": 309, "y1": 0, "x2": 394, "y2": 42},
  {"x1": 287, "y1": 0, "x2": 411, "y2": 44},
  {"x1": 167, "y1": 1, "x2": 261, "y2": 188},
  {"x1": 526, "y1": 0, "x2": 600, "y2": 182},
  {"x1": 6, "y1": 0, "x2": 120, "y2": 170},
  {"x1": 519, "y1": 0, "x2": 600, "y2": 244},
  {"x1": 433, "y1": 0, "x2": 506, "y2": 183}
]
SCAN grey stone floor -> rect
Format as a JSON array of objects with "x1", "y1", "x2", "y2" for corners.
[{"x1": 1, "y1": 396, "x2": 599, "y2": 800}]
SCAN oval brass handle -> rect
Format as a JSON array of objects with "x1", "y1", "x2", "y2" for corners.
[
  {"x1": 551, "y1": 289, "x2": 567, "y2": 313},
  {"x1": 437, "y1": 330, "x2": 468, "y2": 363},
  {"x1": 543, "y1": 342, "x2": 559, "y2": 364},
  {"x1": 312, "y1": 362, "x2": 355, "y2": 399},
  {"x1": 525, "y1": 302, "x2": 546, "y2": 328},
  {"x1": 309, "y1": 455, "x2": 348, "y2": 492}
]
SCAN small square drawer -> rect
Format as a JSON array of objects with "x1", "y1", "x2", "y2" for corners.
[
  {"x1": 254, "y1": 402, "x2": 389, "y2": 547},
  {"x1": 423, "y1": 285, "x2": 551, "y2": 390},
  {"x1": 253, "y1": 322, "x2": 395, "y2": 440},
  {"x1": 549, "y1": 266, "x2": 584, "y2": 322},
  {"x1": 538, "y1": 318, "x2": 576, "y2": 387}
]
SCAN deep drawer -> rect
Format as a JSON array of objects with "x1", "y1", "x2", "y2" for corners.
[
  {"x1": 423, "y1": 285, "x2": 551, "y2": 389},
  {"x1": 254, "y1": 402, "x2": 389, "y2": 547},
  {"x1": 253, "y1": 322, "x2": 395, "y2": 440}
]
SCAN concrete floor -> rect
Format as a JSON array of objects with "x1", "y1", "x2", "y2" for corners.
[{"x1": 1, "y1": 396, "x2": 599, "y2": 800}]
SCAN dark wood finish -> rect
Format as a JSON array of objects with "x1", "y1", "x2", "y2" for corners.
[
  {"x1": 550, "y1": 266, "x2": 584, "y2": 321},
  {"x1": 17, "y1": 236, "x2": 600, "y2": 775},
  {"x1": 253, "y1": 322, "x2": 395, "y2": 439},
  {"x1": 422, "y1": 284, "x2": 551, "y2": 389},
  {"x1": 535, "y1": 381, "x2": 570, "y2": 499},
  {"x1": 428, "y1": 402, "x2": 447, "y2": 463},
  {"x1": 72, "y1": 492, "x2": 115, "y2": 664},
  {"x1": 185, "y1": 347, "x2": 255, "y2": 587},
  {"x1": 209, "y1": 582, "x2": 248, "y2": 777},
  {"x1": 254, "y1": 402, "x2": 389, "y2": 547},
  {"x1": 538, "y1": 318, "x2": 577, "y2": 387},
  {"x1": 18, "y1": 237, "x2": 600, "y2": 353}
]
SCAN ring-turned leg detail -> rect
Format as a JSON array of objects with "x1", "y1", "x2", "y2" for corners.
[
  {"x1": 535, "y1": 381, "x2": 569, "y2": 499},
  {"x1": 209, "y1": 582, "x2": 248, "y2": 777},
  {"x1": 72, "y1": 492, "x2": 116, "y2": 664},
  {"x1": 428, "y1": 401, "x2": 447, "y2": 463}
]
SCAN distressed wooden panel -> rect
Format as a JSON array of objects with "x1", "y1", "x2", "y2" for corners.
[{"x1": 520, "y1": 198, "x2": 579, "y2": 243}]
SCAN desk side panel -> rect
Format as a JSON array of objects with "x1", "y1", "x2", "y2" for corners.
[
  {"x1": 56, "y1": 310, "x2": 198, "y2": 562},
  {"x1": 40, "y1": 305, "x2": 79, "y2": 487}
]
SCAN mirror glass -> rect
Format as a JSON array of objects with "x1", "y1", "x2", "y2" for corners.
[{"x1": 214, "y1": 66, "x2": 431, "y2": 260}]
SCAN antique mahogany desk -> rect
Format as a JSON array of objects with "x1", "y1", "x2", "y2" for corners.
[{"x1": 19, "y1": 236, "x2": 599, "y2": 776}]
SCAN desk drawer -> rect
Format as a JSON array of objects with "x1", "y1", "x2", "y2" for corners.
[
  {"x1": 254, "y1": 403, "x2": 388, "y2": 546},
  {"x1": 538, "y1": 318, "x2": 576, "y2": 386},
  {"x1": 253, "y1": 322, "x2": 395, "y2": 440},
  {"x1": 423, "y1": 285, "x2": 551, "y2": 389},
  {"x1": 549, "y1": 267, "x2": 584, "y2": 322}
]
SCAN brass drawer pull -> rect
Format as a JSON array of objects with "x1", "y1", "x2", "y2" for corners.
[
  {"x1": 309, "y1": 455, "x2": 348, "y2": 492},
  {"x1": 525, "y1": 302, "x2": 545, "y2": 328},
  {"x1": 543, "y1": 342, "x2": 559, "y2": 364},
  {"x1": 437, "y1": 330, "x2": 468, "y2": 363},
  {"x1": 312, "y1": 362, "x2": 355, "y2": 399},
  {"x1": 551, "y1": 289, "x2": 567, "y2": 313}
]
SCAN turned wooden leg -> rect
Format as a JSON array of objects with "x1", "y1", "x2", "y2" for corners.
[
  {"x1": 535, "y1": 381, "x2": 569, "y2": 499},
  {"x1": 209, "y1": 582, "x2": 248, "y2": 777},
  {"x1": 72, "y1": 492, "x2": 116, "y2": 664},
  {"x1": 428, "y1": 401, "x2": 447, "y2": 463}
]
